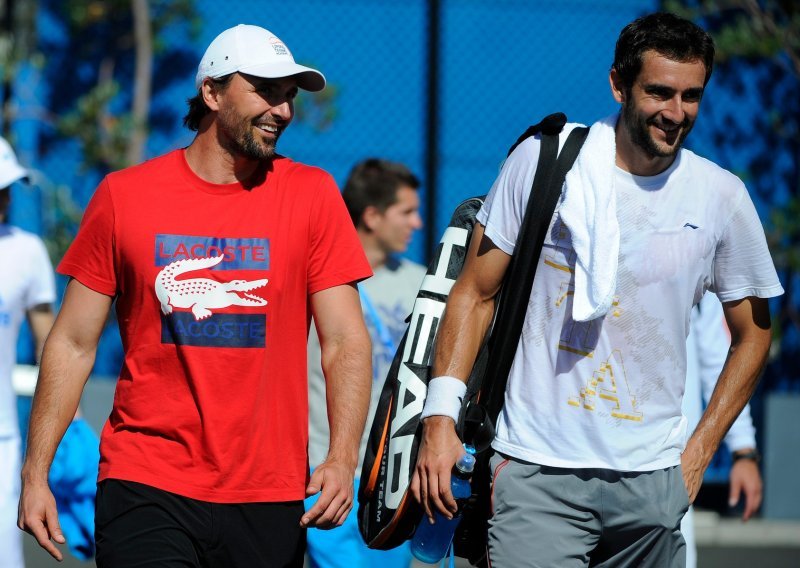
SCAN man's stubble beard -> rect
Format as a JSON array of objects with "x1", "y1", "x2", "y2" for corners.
[
  {"x1": 622, "y1": 98, "x2": 693, "y2": 160},
  {"x1": 217, "y1": 105, "x2": 280, "y2": 161}
]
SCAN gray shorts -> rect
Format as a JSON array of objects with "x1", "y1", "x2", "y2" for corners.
[{"x1": 487, "y1": 454, "x2": 689, "y2": 567}]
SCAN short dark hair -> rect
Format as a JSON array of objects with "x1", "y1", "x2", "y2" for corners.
[
  {"x1": 613, "y1": 12, "x2": 715, "y2": 91},
  {"x1": 183, "y1": 74, "x2": 235, "y2": 131},
  {"x1": 342, "y1": 158, "x2": 420, "y2": 227}
]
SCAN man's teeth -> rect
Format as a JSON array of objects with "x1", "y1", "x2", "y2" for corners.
[{"x1": 257, "y1": 124, "x2": 277, "y2": 133}]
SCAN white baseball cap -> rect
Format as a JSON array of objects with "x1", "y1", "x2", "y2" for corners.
[
  {"x1": 195, "y1": 24, "x2": 326, "y2": 92},
  {"x1": 0, "y1": 136, "x2": 28, "y2": 189}
]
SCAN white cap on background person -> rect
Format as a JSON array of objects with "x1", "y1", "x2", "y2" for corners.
[
  {"x1": 0, "y1": 136, "x2": 28, "y2": 188},
  {"x1": 195, "y1": 24, "x2": 325, "y2": 92}
]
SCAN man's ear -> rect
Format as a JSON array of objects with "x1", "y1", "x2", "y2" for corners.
[
  {"x1": 201, "y1": 78, "x2": 222, "y2": 112},
  {"x1": 362, "y1": 205, "x2": 382, "y2": 231},
  {"x1": 609, "y1": 68, "x2": 626, "y2": 104}
]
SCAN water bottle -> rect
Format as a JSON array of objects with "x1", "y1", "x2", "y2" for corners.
[{"x1": 411, "y1": 448, "x2": 476, "y2": 563}]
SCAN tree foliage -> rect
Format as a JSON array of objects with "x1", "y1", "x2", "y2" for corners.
[
  {"x1": 663, "y1": 1, "x2": 799, "y2": 72},
  {"x1": 46, "y1": 0, "x2": 202, "y2": 172}
]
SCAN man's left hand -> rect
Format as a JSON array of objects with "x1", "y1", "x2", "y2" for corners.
[
  {"x1": 680, "y1": 444, "x2": 708, "y2": 503},
  {"x1": 301, "y1": 459, "x2": 354, "y2": 529},
  {"x1": 729, "y1": 453, "x2": 762, "y2": 521}
]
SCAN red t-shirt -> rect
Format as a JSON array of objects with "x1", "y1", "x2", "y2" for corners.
[{"x1": 59, "y1": 150, "x2": 371, "y2": 503}]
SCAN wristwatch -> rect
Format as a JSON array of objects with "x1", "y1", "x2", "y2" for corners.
[{"x1": 732, "y1": 449, "x2": 761, "y2": 463}]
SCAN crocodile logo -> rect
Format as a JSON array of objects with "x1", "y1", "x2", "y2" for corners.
[{"x1": 155, "y1": 255, "x2": 268, "y2": 321}]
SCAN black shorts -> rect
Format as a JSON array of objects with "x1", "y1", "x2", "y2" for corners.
[{"x1": 95, "y1": 479, "x2": 306, "y2": 568}]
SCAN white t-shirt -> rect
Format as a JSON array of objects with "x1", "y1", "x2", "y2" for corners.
[
  {"x1": 684, "y1": 293, "x2": 756, "y2": 452},
  {"x1": 477, "y1": 129, "x2": 783, "y2": 471},
  {"x1": 0, "y1": 225, "x2": 56, "y2": 438}
]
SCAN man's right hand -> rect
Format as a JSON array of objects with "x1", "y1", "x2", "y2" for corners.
[
  {"x1": 18, "y1": 479, "x2": 65, "y2": 561},
  {"x1": 410, "y1": 416, "x2": 465, "y2": 523},
  {"x1": 301, "y1": 457, "x2": 356, "y2": 530},
  {"x1": 729, "y1": 453, "x2": 763, "y2": 521}
]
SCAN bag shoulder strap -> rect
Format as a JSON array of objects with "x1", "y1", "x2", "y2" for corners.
[
  {"x1": 479, "y1": 121, "x2": 589, "y2": 424},
  {"x1": 506, "y1": 112, "x2": 569, "y2": 157}
]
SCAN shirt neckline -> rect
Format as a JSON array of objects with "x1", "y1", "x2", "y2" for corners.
[
  {"x1": 176, "y1": 148, "x2": 277, "y2": 195},
  {"x1": 614, "y1": 150, "x2": 683, "y2": 190}
]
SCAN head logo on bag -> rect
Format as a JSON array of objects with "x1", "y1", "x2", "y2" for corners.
[{"x1": 358, "y1": 198, "x2": 482, "y2": 549}]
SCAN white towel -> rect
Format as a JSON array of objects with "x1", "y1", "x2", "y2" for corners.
[{"x1": 559, "y1": 113, "x2": 620, "y2": 322}]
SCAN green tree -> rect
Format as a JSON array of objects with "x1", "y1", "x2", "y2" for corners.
[
  {"x1": 663, "y1": 1, "x2": 799, "y2": 72},
  {"x1": 54, "y1": 0, "x2": 201, "y2": 171},
  {"x1": 0, "y1": 0, "x2": 38, "y2": 138}
]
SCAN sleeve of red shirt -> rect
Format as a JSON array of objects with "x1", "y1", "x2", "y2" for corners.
[
  {"x1": 57, "y1": 178, "x2": 118, "y2": 297},
  {"x1": 307, "y1": 173, "x2": 372, "y2": 295}
]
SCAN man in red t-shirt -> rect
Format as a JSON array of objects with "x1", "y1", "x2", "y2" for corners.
[{"x1": 18, "y1": 24, "x2": 373, "y2": 567}]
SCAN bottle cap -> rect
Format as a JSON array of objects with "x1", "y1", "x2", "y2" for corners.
[{"x1": 456, "y1": 452, "x2": 476, "y2": 474}]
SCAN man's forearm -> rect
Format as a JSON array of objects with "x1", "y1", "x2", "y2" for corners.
[
  {"x1": 22, "y1": 335, "x2": 95, "y2": 483},
  {"x1": 323, "y1": 333, "x2": 372, "y2": 468},
  {"x1": 432, "y1": 280, "x2": 496, "y2": 381},
  {"x1": 686, "y1": 335, "x2": 769, "y2": 468},
  {"x1": 431, "y1": 226, "x2": 507, "y2": 382}
]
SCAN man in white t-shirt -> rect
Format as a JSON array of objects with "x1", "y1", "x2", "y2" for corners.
[
  {"x1": 0, "y1": 136, "x2": 56, "y2": 568},
  {"x1": 682, "y1": 293, "x2": 762, "y2": 568},
  {"x1": 307, "y1": 159, "x2": 425, "y2": 568},
  {"x1": 411, "y1": 12, "x2": 783, "y2": 567}
]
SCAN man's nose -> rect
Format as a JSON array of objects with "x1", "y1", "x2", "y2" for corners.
[
  {"x1": 662, "y1": 97, "x2": 686, "y2": 124},
  {"x1": 271, "y1": 100, "x2": 293, "y2": 121}
]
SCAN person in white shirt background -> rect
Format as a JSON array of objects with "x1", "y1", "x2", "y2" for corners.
[{"x1": 0, "y1": 135, "x2": 56, "y2": 568}]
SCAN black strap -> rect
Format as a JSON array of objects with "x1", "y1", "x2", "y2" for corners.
[
  {"x1": 453, "y1": 119, "x2": 589, "y2": 567},
  {"x1": 506, "y1": 112, "x2": 568, "y2": 157},
  {"x1": 480, "y1": 124, "x2": 589, "y2": 425}
]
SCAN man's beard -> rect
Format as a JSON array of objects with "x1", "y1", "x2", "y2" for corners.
[
  {"x1": 623, "y1": 100, "x2": 693, "y2": 160},
  {"x1": 217, "y1": 105, "x2": 280, "y2": 160}
]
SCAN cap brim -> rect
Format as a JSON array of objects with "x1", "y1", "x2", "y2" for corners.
[
  {"x1": 238, "y1": 61, "x2": 326, "y2": 92},
  {"x1": 0, "y1": 164, "x2": 28, "y2": 188}
]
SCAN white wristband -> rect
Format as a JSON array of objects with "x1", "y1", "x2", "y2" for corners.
[{"x1": 420, "y1": 376, "x2": 467, "y2": 423}]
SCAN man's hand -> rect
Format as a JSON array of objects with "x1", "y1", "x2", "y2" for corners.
[
  {"x1": 18, "y1": 479, "x2": 65, "y2": 561},
  {"x1": 680, "y1": 443, "x2": 709, "y2": 504},
  {"x1": 410, "y1": 416, "x2": 464, "y2": 523},
  {"x1": 301, "y1": 458, "x2": 354, "y2": 529},
  {"x1": 729, "y1": 454, "x2": 762, "y2": 521}
]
